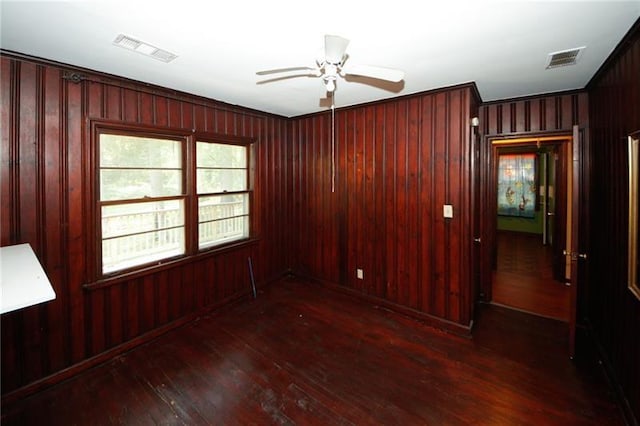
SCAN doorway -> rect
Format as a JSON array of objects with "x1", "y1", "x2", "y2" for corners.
[{"x1": 489, "y1": 138, "x2": 572, "y2": 322}]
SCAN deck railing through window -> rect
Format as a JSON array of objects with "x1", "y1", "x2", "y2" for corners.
[{"x1": 102, "y1": 200, "x2": 245, "y2": 272}]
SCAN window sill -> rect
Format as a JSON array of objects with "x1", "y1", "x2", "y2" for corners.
[{"x1": 83, "y1": 237, "x2": 260, "y2": 291}]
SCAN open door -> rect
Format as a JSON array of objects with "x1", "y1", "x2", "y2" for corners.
[
  {"x1": 568, "y1": 125, "x2": 584, "y2": 359},
  {"x1": 542, "y1": 146, "x2": 570, "y2": 283},
  {"x1": 553, "y1": 143, "x2": 570, "y2": 283},
  {"x1": 471, "y1": 125, "x2": 482, "y2": 305},
  {"x1": 542, "y1": 151, "x2": 553, "y2": 245}
]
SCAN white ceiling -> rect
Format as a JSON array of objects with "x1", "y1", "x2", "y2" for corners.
[{"x1": 1, "y1": 1, "x2": 639, "y2": 117}]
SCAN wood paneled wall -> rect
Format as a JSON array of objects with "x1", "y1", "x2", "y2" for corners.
[
  {"x1": 0, "y1": 55, "x2": 291, "y2": 395},
  {"x1": 587, "y1": 21, "x2": 640, "y2": 424},
  {"x1": 289, "y1": 86, "x2": 480, "y2": 328},
  {"x1": 480, "y1": 92, "x2": 589, "y2": 137}
]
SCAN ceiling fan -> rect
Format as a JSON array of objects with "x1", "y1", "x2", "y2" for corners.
[{"x1": 256, "y1": 35, "x2": 405, "y2": 94}]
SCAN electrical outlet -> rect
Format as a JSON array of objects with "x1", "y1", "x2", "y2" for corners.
[
  {"x1": 356, "y1": 269, "x2": 364, "y2": 279},
  {"x1": 443, "y1": 204, "x2": 453, "y2": 218}
]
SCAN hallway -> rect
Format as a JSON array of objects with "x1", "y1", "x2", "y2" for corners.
[{"x1": 492, "y1": 231, "x2": 571, "y2": 321}]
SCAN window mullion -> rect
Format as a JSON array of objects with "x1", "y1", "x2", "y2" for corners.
[{"x1": 185, "y1": 135, "x2": 198, "y2": 255}]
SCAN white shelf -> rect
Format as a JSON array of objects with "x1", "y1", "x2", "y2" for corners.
[{"x1": 0, "y1": 243, "x2": 56, "y2": 314}]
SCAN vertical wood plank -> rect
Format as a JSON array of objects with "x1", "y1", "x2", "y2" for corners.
[
  {"x1": 407, "y1": 98, "x2": 420, "y2": 309},
  {"x1": 154, "y1": 96, "x2": 168, "y2": 127},
  {"x1": 140, "y1": 275, "x2": 156, "y2": 333},
  {"x1": 43, "y1": 66, "x2": 66, "y2": 373},
  {"x1": 446, "y1": 90, "x2": 463, "y2": 323},
  {"x1": 156, "y1": 270, "x2": 170, "y2": 326},
  {"x1": 432, "y1": 92, "x2": 447, "y2": 318},
  {"x1": 395, "y1": 100, "x2": 409, "y2": 305},
  {"x1": 1, "y1": 58, "x2": 14, "y2": 245},
  {"x1": 105, "y1": 85, "x2": 121, "y2": 121},
  {"x1": 384, "y1": 103, "x2": 397, "y2": 302},
  {"x1": 373, "y1": 104, "x2": 386, "y2": 297},
  {"x1": 16, "y1": 62, "x2": 47, "y2": 383},
  {"x1": 125, "y1": 281, "x2": 140, "y2": 340},
  {"x1": 123, "y1": 89, "x2": 138, "y2": 123},
  {"x1": 66, "y1": 77, "x2": 87, "y2": 363},
  {"x1": 419, "y1": 95, "x2": 434, "y2": 312},
  {"x1": 139, "y1": 92, "x2": 154, "y2": 125}
]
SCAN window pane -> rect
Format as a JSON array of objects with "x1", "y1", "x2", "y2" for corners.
[
  {"x1": 102, "y1": 200, "x2": 184, "y2": 238},
  {"x1": 197, "y1": 142, "x2": 246, "y2": 168},
  {"x1": 199, "y1": 216, "x2": 248, "y2": 249},
  {"x1": 102, "y1": 200, "x2": 185, "y2": 273},
  {"x1": 100, "y1": 134, "x2": 181, "y2": 168},
  {"x1": 198, "y1": 194, "x2": 249, "y2": 248},
  {"x1": 100, "y1": 169, "x2": 182, "y2": 201},
  {"x1": 197, "y1": 169, "x2": 246, "y2": 194}
]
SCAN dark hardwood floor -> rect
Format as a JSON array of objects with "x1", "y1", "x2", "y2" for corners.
[
  {"x1": 2, "y1": 277, "x2": 623, "y2": 425},
  {"x1": 493, "y1": 231, "x2": 571, "y2": 321}
]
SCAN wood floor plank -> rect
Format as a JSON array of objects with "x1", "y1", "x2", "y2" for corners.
[
  {"x1": 494, "y1": 231, "x2": 571, "y2": 321},
  {"x1": 1, "y1": 277, "x2": 623, "y2": 425}
]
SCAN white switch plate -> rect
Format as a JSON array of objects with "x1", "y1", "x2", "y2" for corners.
[
  {"x1": 443, "y1": 204, "x2": 453, "y2": 218},
  {"x1": 356, "y1": 269, "x2": 364, "y2": 279}
]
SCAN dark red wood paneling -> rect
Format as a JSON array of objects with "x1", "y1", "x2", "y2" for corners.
[
  {"x1": 0, "y1": 54, "x2": 291, "y2": 396},
  {"x1": 289, "y1": 85, "x2": 479, "y2": 326},
  {"x1": 588, "y1": 22, "x2": 640, "y2": 424},
  {"x1": 480, "y1": 92, "x2": 589, "y2": 137}
]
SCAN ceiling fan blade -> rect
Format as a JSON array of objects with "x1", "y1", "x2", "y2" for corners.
[
  {"x1": 325, "y1": 35, "x2": 349, "y2": 64},
  {"x1": 342, "y1": 64, "x2": 405, "y2": 82},
  {"x1": 256, "y1": 66, "x2": 317, "y2": 76},
  {"x1": 256, "y1": 73, "x2": 319, "y2": 85}
]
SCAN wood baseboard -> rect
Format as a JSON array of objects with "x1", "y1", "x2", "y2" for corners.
[{"x1": 292, "y1": 272, "x2": 473, "y2": 337}]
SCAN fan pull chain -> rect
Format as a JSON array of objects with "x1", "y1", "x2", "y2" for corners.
[{"x1": 331, "y1": 97, "x2": 336, "y2": 193}]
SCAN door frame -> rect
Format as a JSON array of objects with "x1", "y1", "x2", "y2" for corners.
[
  {"x1": 478, "y1": 131, "x2": 583, "y2": 356},
  {"x1": 477, "y1": 124, "x2": 588, "y2": 358},
  {"x1": 480, "y1": 133, "x2": 574, "y2": 298}
]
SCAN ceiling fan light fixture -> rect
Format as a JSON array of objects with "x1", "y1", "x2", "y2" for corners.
[
  {"x1": 255, "y1": 34, "x2": 404, "y2": 95},
  {"x1": 325, "y1": 78, "x2": 336, "y2": 92}
]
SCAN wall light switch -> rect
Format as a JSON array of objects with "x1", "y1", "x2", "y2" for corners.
[
  {"x1": 356, "y1": 269, "x2": 364, "y2": 279},
  {"x1": 443, "y1": 204, "x2": 453, "y2": 218}
]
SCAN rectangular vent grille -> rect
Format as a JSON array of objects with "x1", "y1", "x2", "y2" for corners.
[
  {"x1": 113, "y1": 34, "x2": 177, "y2": 63},
  {"x1": 546, "y1": 47, "x2": 585, "y2": 69}
]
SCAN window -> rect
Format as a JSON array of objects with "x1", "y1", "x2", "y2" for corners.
[
  {"x1": 196, "y1": 141, "x2": 250, "y2": 249},
  {"x1": 99, "y1": 132, "x2": 186, "y2": 274},
  {"x1": 95, "y1": 124, "x2": 253, "y2": 278}
]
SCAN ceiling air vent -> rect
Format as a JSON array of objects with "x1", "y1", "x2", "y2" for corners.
[
  {"x1": 113, "y1": 34, "x2": 177, "y2": 63},
  {"x1": 546, "y1": 47, "x2": 585, "y2": 69}
]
